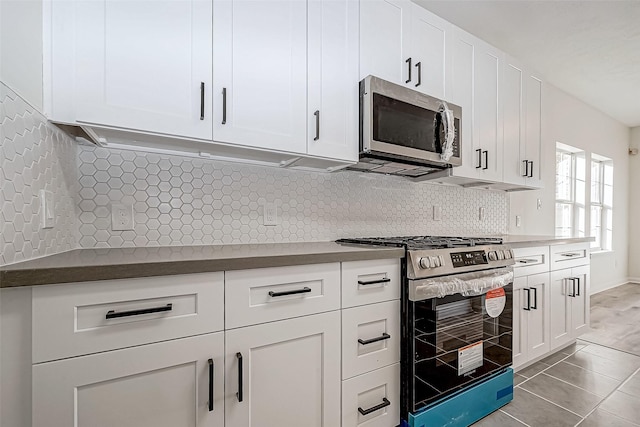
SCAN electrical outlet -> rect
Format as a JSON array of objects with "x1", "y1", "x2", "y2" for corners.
[
  {"x1": 433, "y1": 206, "x2": 442, "y2": 221},
  {"x1": 515, "y1": 215, "x2": 522, "y2": 227},
  {"x1": 479, "y1": 207, "x2": 485, "y2": 221},
  {"x1": 264, "y1": 202, "x2": 277, "y2": 226},
  {"x1": 112, "y1": 203, "x2": 134, "y2": 231},
  {"x1": 40, "y1": 190, "x2": 54, "y2": 229}
]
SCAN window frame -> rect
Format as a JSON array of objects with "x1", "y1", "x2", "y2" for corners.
[
  {"x1": 590, "y1": 155, "x2": 613, "y2": 252},
  {"x1": 555, "y1": 144, "x2": 585, "y2": 238}
]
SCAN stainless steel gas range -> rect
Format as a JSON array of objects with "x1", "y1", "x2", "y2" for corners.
[{"x1": 337, "y1": 236, "x2": 515, "y2": 427}]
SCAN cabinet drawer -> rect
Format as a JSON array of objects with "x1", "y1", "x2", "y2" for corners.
[
  {"x1": 225, "y1": 263, "x2": 341, "y2": 329},
  {"x1": 32, "y1": 272, "x2": 223, "y2": 363},
  {"x1": 550, "y1": 243, "x2": 590, "y2": 270},
  {"x1": 341, "y1": 363, "x2": 400, "y2": 427},
  {"x1": 342, "y1": 259, "x2": 401, "y2": 308},
  {"x1": 513, "y1": 246, "x2": 550, "y2": 277},
  {"x1": 342, "y1": 301, "x2": 400, "y2": 380}
]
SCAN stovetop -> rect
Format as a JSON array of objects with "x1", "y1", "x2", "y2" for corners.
[{"x1": 337, "y1": 236, "x2": 504, "y2": 251}]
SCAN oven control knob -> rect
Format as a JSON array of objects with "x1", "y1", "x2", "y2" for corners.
[
  {"x1": 431, "y1": 256, "x2": 441, "y2": 267},
  {"x1": 497, "y1": 250, "x2": 505, "y2": 260},
  {"x1": 487, "y1": 251, "x2": 498, "y2": 261},
  {"x1": 419, "y1": 257, "x2": 432, "y2": 269},
  {"x1": 504, "y1": 250, "x2": 513, "y2": 259}
]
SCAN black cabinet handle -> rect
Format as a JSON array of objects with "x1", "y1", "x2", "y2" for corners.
[
  {"x1": 268, "y1": 287, "x2": 312, "y2": 297},
  {"x1": 531, "y1": 287, "x2": 538, "y2": 310},
  {"x1": 222, "y1": 87, "x2": 227, "y2": 125},
  {"x1": 314, "y1": 110, "x2": 320, "y2": 141},
  {"x1": 200, "y1": 82, "x2": 205, "y2": 120},
  {"x1": 405, "y1": 58, "x2": 412, "y2": 83},
  {"x1": 106, "y1": 303, "x2": 172, "y2": 319},
  {"x1": 528, "y1": 161, "x2": 534, "y2": 178},
  {"x1": 476, "y1": 149, "x2": 482, "y2": 168},
  {"x1": 358, "y1": 398, "x2": 391, "y2": 416},
  {"x1": 415, "y1": 62, "x2": 422, "y2": 87},
  {"x1": 358, "y1": 333, "x2": 391, "y2": 346},
  {"x1": 208, "y1": 358, "x2": 214, "y2": 412},
  {"x1": 567, "y1": 278, "x2": 576, "y2": 297},
  {"x1": 575, "y1": 277, "x2": 581, "y2": 296},
  {"x1": 522, "y1": 160, "x2": 529, "y2": 177},
  {"x1": 236, "y1": 352, "x2": 243, "y2": 402},
  {"x1": 357, "y1": 278, "x2": 391, "y2": 286},
  {"x1": 482, "y1": 150, "x2": 489, "y2": 170},
  {"x1": 523, "y1": 288, "x2": 531, "y2": 311}
]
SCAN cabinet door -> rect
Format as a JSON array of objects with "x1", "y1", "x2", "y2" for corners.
[
  {"x1": 73, "y1": 0, "x2": 212, "y2": 140},
  {"x1": 33, "y1": 333, "x2": 224, "y2": 427},
  {"x1": 502, "y1": 57, "x2": 526, "y2": 186},
  {"x1": 225, "y1": 311, "x2": 341, "y2": 427},
  {"x1": 359, "y1": 0, "x2": 412, "y2": 84},
  {"x1": 549, "y1": 269, "x2": 573, "y2": 350},
  {"x1": 526, "y1": 273, "x2": 551, "y2": 360},
  {"x1": 570, "y1": 265, "x2": 590, "y2": 337},
  {"x1": 474, "y1": 39, "x2": 504, "y2": 182},
  {"x1": 213, "y1": 0, "x2": 307, "y2": 153},
  {"x1": 511, "y1": 277, "x2": 528, "y2": 368},
  {"x1": 450, "y1": 28, "x2": 478, "y2": 178},
  {"x1": 307, "y1": 0, "x2": 358, "y2": 161},
  {"x1": 524, "y1": 74, "x2": 543, "y2": 187},
  {"x1": 408, "y1": 4, "x2": 452, "y2": 99}
]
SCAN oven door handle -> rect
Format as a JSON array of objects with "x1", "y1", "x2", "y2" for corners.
[{"x1": 409, "y1": 267, "x2": 513, "y2": 301}]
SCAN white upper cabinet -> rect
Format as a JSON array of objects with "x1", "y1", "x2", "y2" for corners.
[
  {"x1": 359, "y1": 0, "x2": 452, "y2": 99},
  {"x1": 447, "y1": 28, "x2": 504, "y2": 184},
  {"x1": 503, "y1": 56, "x2": 543, "y2": 189},
  {"x1": 213, "y1": 0, "x2": 308, "y2": 153},
  {"x1": 57, "y1": 0, "x2": 213, "y2": 140},
  {"x1": 306, "y1": 0, "x2": 359, "y2": 161}
]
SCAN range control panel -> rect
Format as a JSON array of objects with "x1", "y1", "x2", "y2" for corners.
[{"x1": 450, "y1": 251, "x2": 489, "y2": 268}]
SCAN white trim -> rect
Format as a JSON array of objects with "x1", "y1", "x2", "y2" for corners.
[{"x1": 626, "y1": 278, "x2": 640, "y2": 284}]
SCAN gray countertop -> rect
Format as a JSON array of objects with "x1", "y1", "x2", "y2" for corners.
[
  {"x1": 0, "y1": 242, "x2": 405, "y2": 288},
  {"x1": 500, "y1": 235, "x2": 594, "y2": 248}
]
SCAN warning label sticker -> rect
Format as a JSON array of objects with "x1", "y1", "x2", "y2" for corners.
[
  {"x1": 458, "y1": 341, "x2": 483, "y2": 376},
  {"x1": 485, "y1": 287, "x2": 506, "y2": 318}
]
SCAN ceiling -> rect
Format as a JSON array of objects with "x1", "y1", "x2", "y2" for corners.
[{"x1": 414, "y1": 0, "x2": 640, "y2": 128}]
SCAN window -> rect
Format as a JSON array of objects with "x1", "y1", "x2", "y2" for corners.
[
  {"x1": 555, "y1": 144, "x2": 585, "y2": 238},
  {"x1": 590, "y1": 155, "x2": 613, "y2": 251}
]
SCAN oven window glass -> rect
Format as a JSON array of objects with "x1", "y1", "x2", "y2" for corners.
[
  {"x1": 372, "y1": 93, "x2": 440, "y2": 152},
  {"x1": 411, "y1": 285, "x2": 513, "y2": 411}
]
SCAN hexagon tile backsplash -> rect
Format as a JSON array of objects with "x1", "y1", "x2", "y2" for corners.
[
  {"x1": 76, "y1": 144, "x2": 509, "y2": 248},
  {"x1": 0, "y1": 83, "x2": 78, "y2": 265}
]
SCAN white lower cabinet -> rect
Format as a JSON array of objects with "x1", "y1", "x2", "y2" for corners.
[
  {"x1": 550, "y1": 265, "x2": 590, "y2": 350},
  {"x1": 33, "y1": 332, "x2": 224, "y2": 427},
  {"x1": 342, "y1": 364, "x2": 400, "y2": 427},
  {"x1": 512, "y1": 273, "x2": 550, "y2": 369},
  {"x1": 224, "y1": 311, "x2": 341, "y2": 427}
]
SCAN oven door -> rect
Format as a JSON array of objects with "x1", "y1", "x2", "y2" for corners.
[{"x1": 407, "y1": 268, "x2": 513, "y2": 413}]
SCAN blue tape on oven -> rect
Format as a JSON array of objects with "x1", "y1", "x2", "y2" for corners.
[{"x1": 496, "y1": 384, "x2": 514, "y2": 400}]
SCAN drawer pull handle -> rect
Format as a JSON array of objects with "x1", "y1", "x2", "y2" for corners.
[
  {"x1": 236, "y1": 352, "x2": 243, "y2": 403},
  {"x1": 268, "y1": 287, "x2": 312, "y2": 297},
  {"x1": 516, "y1": 258, "x2": 539, "y2": 264},
  {"x1": 105, "y1": 303, "x2": 173, "y2": 319},
  {"x1": 561, "y1": 252, "x2": 582, "y2": 258},
  {"x1": 358, "y1": 398, "x2": 391, "y2": 416},
  {"x1": 358, "y1": 333, "x2": 391, "y2": 346},
  {"x1": 208, "y1": 358, "x2": 214, "y2": 412},
  {"x1": 357, "y1": 278, "x2": 391, "y2": 286}
]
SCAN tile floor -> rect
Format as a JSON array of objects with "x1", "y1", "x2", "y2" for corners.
[
  {"x1": 473, "y1": 340, "x2": 640, "y2": 426},
  {"x1": 472, "y1": 283, "x2": 640, "y2": 426}
]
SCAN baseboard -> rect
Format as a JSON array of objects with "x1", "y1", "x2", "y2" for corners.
[{"x1": 591, "y1": 280, "x2": 639, "y2": 295}]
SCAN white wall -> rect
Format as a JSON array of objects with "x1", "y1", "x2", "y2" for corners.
[
  {"x1": 510, "y1": 83, "x2": 630, "y2": 293},
  {"x1": 628, "y1": 127, "x2": 640, "y2": 281},
  {"x1": 0, "y1": 0, "x2": 43, "y2": 110}
]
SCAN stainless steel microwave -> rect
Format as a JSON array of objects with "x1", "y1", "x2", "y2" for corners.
[{"x1": 349, "y1": 76, "x2": 462, "y2": 179}]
